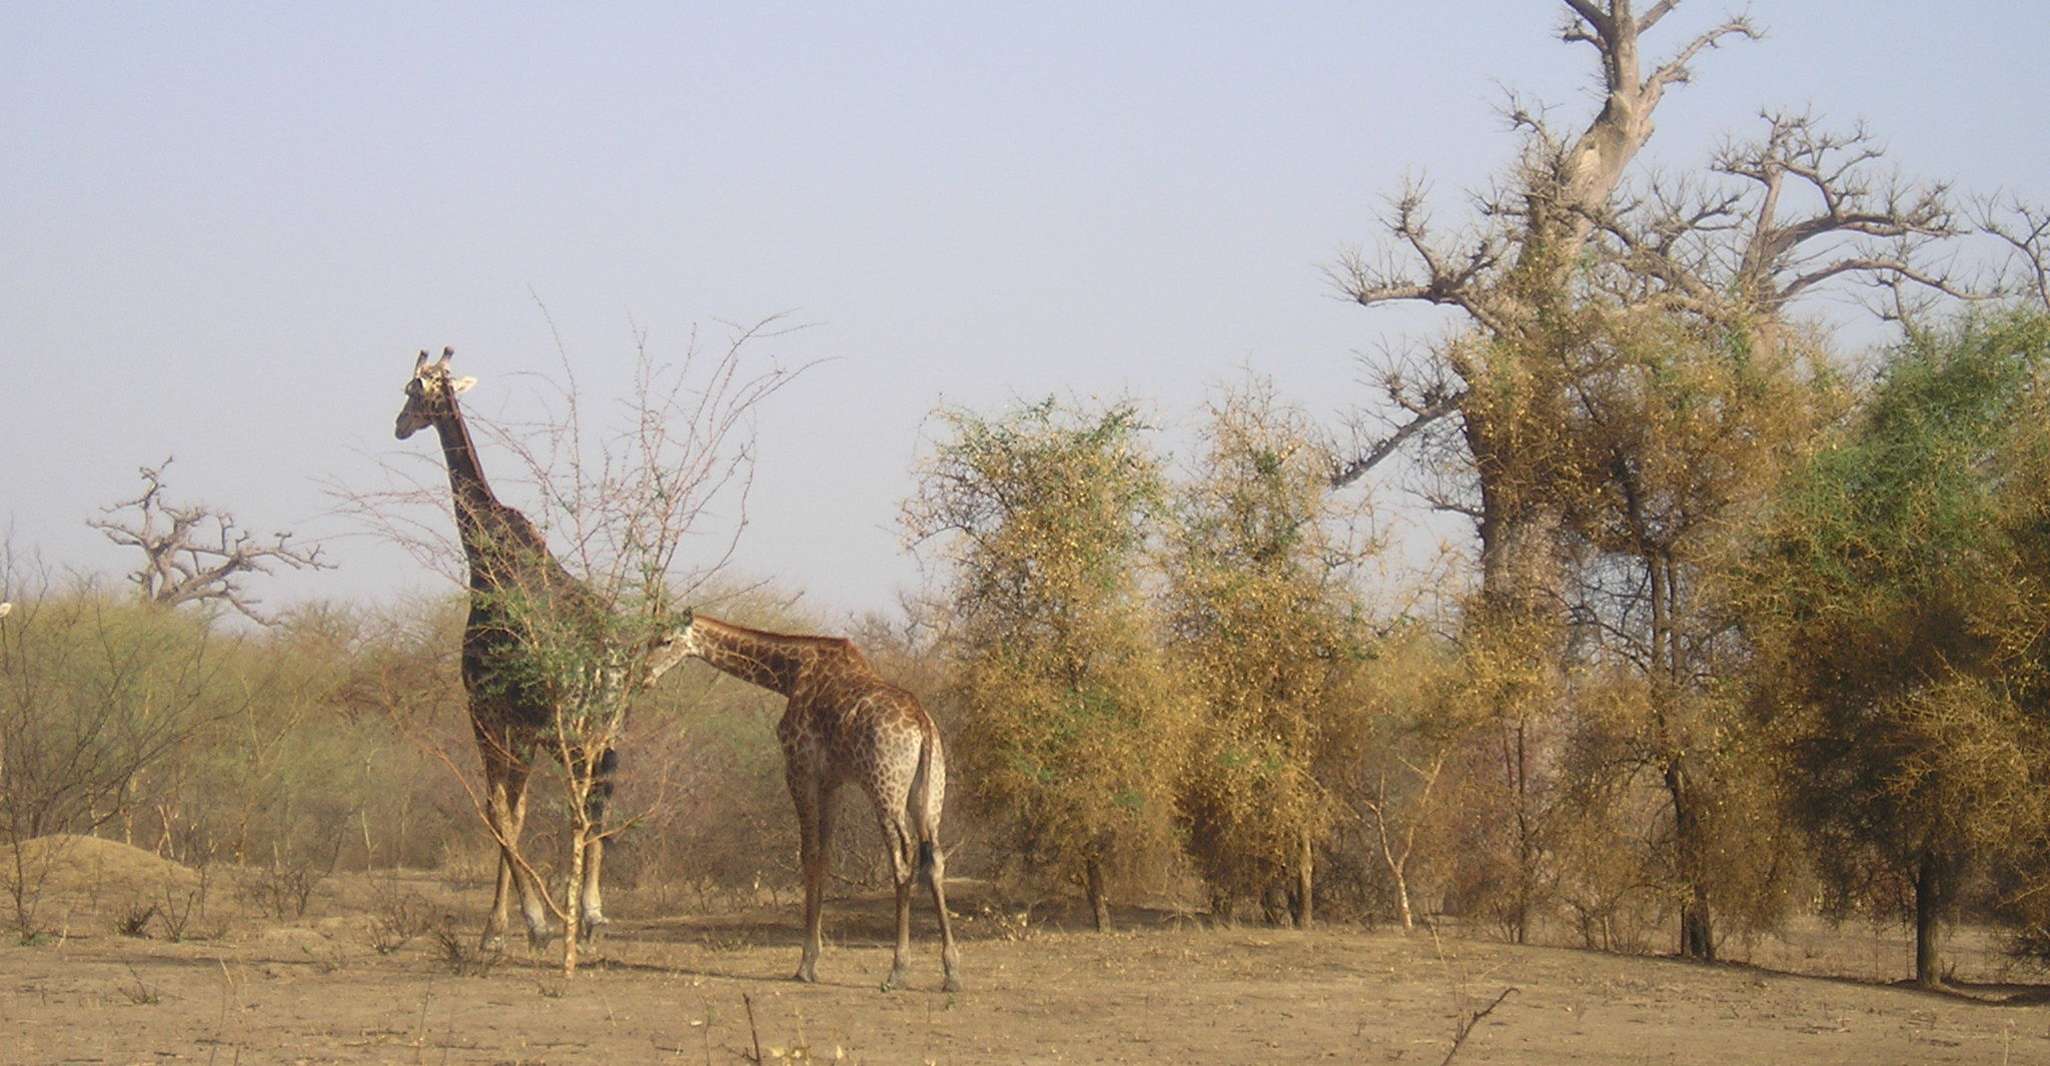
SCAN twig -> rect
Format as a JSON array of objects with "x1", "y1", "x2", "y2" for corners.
[
  {"x1": 412, "y1": 988, "x2": 432, "y2": 1065},
  {"x1": 742, "y1": 991, "x2": 763, "y2": 1065},
  {"x1": 1441, "y1": 987, "x2": 1517, "y2": 1065}
]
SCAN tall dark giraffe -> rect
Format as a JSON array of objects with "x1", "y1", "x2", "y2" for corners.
[
  {"x1": 394, "y1": 347, "x2": 643, "y2": 948},
  {"x1": 657, "y1": 612, "x2": 961, "y2": 991}
]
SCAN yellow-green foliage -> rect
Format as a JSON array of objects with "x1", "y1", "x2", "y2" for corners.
[
  {"x1": 909, "y1": 399, "x2": 1194, "y2": 891},
  {"x1": 1166, "y1": 382, "x2": 1368, "y2": 909},
  {"x1": 0, "y1": 592, "x2": 247, "y2": 841},
  {"x1": 1741, "y1": 311, "x2": 2050, "y2": 930},
  {"x1": 184, "y1": 602, "x2": 452, "y2": 868}
]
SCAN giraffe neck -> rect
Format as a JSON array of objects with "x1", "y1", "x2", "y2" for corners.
[
  {"x1": 429, "y1": 403, "x2": 517, "y2": 560},
  {"x1": 687, "y1": 616, "x2": 836, "y2": 697}
]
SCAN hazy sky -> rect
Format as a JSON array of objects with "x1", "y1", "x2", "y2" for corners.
[{"x1": 4, "y1": 3, "x2": 2044, "y2": 621}]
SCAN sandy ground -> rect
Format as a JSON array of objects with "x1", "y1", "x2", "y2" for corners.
[{"x1": 3, "y1": 840, "x2": 2048, "y2": 1065}]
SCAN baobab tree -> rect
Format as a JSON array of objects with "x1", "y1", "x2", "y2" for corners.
[
  {"x1": 1327, "y1": 1, "x2": 2037, "y2": 957},
  {"x1": 91, "y1": 459, "x2": 329, "y2": 625}
]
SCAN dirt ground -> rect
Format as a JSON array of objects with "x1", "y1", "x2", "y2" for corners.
[{"x1": 4, "y1": 838, "x2": 2049, "y2": 1065}]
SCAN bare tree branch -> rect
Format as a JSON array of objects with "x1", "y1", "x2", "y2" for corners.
[
  {"x1": 1979, "y1": 195, "x2": 2050, "y2": 310},
  {"x1": 1641, "y1": 16, "x2": 1760, "y2": 104},
  {"x1": 1331, "y1": 391, "x2": 1463, "y2": 489},
  {"x1": 89, "y1": 459, "x2": 330, "y2": 625},
  {"x1": 1331, "y1": 181, "x2": 1514, "y2": 336},
  {"x1": 1635, "y1": 0, "x2": 1680, "y2": 35},
  {"x1": 1561, "y1": 0, "x2": 1611, "y2": 40},
  {"x1": 1582, "y1": 112, "x2": 2005, "y2": 326}
]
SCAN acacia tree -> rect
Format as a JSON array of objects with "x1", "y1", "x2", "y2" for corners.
[
  {"x1": 0, "y1": 566, "x2": 249, "y2": 939},
  {"x1": 1165, "y1": 381, "x2": 1370, "y2": 927},
  {"x1": 344, "y1": 324, "x2": 800, "y2": 974},
  {"x1": 1741, "y1": 310, "x2": 2050, "y2": 987},
  {"x1": 906, "y1": 399, "x2": 1194, "y2": 930},
  {"x1": 1333, "y1": 623, "x2": 1471, "y2": 932},
  {"x1": 91, "y1": 459, "x2": 330, "y2": 624},
  {"x1": 1552, "y1": 306, "x2": 1835, "y2": 957}
]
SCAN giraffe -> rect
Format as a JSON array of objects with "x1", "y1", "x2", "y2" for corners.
[
  {"x1": 655, "y1": 611, "x2": 962, "y2": 991},
  {"x1": 395, "y1": 347, "x2": 661, "y2": 949}
]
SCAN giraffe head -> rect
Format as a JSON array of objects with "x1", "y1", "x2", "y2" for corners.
[
  {"x1": 643, "y1": 608, "x2": 702, "y2": 684},
  {"x1": 394, "y1": 347, "x2": 477, "y2": 440}
]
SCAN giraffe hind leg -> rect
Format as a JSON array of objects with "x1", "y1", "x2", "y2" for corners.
[
  {"x1": 878, "y1": 810, "x2": 916, "y2": 992},
  {"x1": 925, "y1": 841, "x2": 962, "y2": 993},
  {"x1": 910, "y1": 727, "x2": 959, "y2": 991}
]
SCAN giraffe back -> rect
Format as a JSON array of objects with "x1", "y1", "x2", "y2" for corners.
[{"x1": 782, "y1": 641, "x2": 937, "y2": 796}]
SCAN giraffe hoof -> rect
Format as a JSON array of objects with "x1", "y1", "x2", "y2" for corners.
[
  {"x1": 578, "y1": 914, "x2": 609, "y2": 944},
  {"x1": 792, "y1": 967, "x2": 818, "y2": 984},
  {"x1": 942, "y1": 975, "x2": 963, "y2": 994},
  {"x1": 881, "y1": 967, "x2": 909, "y2": 993}
]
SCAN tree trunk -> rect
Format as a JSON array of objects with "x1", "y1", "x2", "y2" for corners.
[
  {"x1": 1665, "y1": 756, "x2": 1715, "y2": 961},
  {"x1": 1208, "y1": 886, "x2": 1236, "y2": 925},
  {"x1": 1084, "y1": 856, "x2": 1111, "y2": 932},
  {"x1": 1472, "y1": 427, "x2": 1560, "y2": 950},
  {"x1": 1914, "y1": 855, "x2": 1943, "y2": 988},
  {"x1": 1394, "y1": 863, "x2": 1415, "y2": 931},
  {"x1": 561, "y1": 825, "x2": 585, "y2": 977},
  {"x1": 1371, "y1": 803, "x2": 1417, "y2": 932},
  {"x1": 1294, "y1": 828, "x2": 1314, "y2": 931},
  {"x1": 153, "y1": 804, "x2": 176, "y2": 860},
  {"x1": 1508, "y1": 720, "x2": 1534, "y2": 946}
]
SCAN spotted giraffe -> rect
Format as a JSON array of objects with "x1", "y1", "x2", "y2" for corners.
[
  {"x1": 395, "y1": 348, "x2": 677, "y2": 949},
  {"x1": 656, "y1": 611, "x2": 962, "y2": 991}
]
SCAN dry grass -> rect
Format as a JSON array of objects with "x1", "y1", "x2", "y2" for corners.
[{"x1": 3, "y1": 847, "x2": 2047, "y2": 1064}]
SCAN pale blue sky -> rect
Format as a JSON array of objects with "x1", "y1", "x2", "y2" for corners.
[{"x1": 4, "y1": 3, "x2": 2044, "y2": 619}]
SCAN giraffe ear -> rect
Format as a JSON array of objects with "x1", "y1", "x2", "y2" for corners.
[{"x1": 450, "y1": 376, "x2": 477, "y2": 396}]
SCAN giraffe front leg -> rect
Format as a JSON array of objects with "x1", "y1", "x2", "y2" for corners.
[
  {"x1": 805, "y1": 794, "x2": 838, "y2": 982},
  {"x1": 789, "y1": 773, "x2": 830, "y2": 983},
  {"x1": 479, "y1": 748, "x2": 514, "y2": 952},
  {"x1": 501, "y1": 760, "x2": 555, "y2": 950},
  {"x1": 482, "y1": 835, "x2": 513, "y2": 951}
]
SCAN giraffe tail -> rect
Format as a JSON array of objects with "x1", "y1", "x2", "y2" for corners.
[{"x1": 909, "y1": 721, "x2": 943, "y2": 890}]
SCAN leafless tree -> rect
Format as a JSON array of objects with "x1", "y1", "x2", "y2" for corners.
[
  {"x1": 90, "y1": 459, "x2": 330, "y2": 625},
  {"x1": 339, "y1": 319, "x2": 808, "y2": 975},
  {"x1": 1358, "y1": 751, "x2": 1448, "y2": 933}
]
